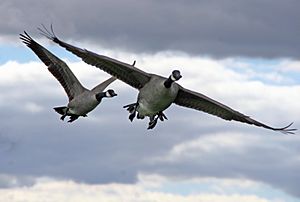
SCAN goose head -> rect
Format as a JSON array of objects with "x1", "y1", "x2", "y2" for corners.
[
  {"x1": 105, "y1": 89, "x2": 117, "y2": 98},
  {"x1": 96, "y1": 89, "x2": 117, "y2": 101},
  {"x1": 170, "y1": 70, "x2": 182, "y2": 81},
  {"x1": 164, "y1": 70, "x2": 182, "y2": 88}
]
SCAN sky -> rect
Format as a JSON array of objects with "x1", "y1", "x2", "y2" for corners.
[{"x1": 1, "y1": 0, "x2": 300, "y2": 201}]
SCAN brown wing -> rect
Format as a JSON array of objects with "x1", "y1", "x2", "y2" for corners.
[
  {"x1": 20, "y1": 31, "x2": 86, "y2": 101},
  {"x1": 174, "y1": 85, "x2": 296, "y2": 134},
  {"x1": 38, "y1": 25, "x2": 151, "y2": 90}
]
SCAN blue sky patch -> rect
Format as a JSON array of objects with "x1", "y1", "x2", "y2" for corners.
[{"x1": 0, "y1": 45, "x2": 80, "y2": 65}]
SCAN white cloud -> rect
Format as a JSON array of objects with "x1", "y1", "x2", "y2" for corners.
[
  {"x1": 0, "y1": 175, "x2": 285, "y2": 202},
  {"x1": 277, "y1": 60, "x2": 300, "y2": 72},
  {"x1": 0, "y1": 61, "x2": 49, "y2": 84},
  {"x1": 155, "y1": 132, "x2": 256, "y2": 162},
  {"x1": 0, "y1": 60, "x2": 102, "y2": 86},
  {"x1": 136, "y1": 173, "x2": 263, "y2": 193},
  {"x1": 149, "y1": 131, "x2": 300, "y2": 165},
  {"x1": 221, "y1": 58, "x2": 296, "y2": 84}
]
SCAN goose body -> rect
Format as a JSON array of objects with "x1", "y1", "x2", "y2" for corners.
[
  {"x1": 67, "y1": 91, "x2": 98, "y2": 115},
  {"x1": 137, "y1": 75, "x2": 179, "y2": 117},
  {"x1": 20, "y1": 31, "x2": 117, "y2": 122},
  {"x1": 38, "y1": 25, "x2": 296, "y2": 133}
]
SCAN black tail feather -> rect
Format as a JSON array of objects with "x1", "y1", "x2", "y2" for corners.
[{"x1": 53, "y1": 106, "x2": 68, "y2": 115}]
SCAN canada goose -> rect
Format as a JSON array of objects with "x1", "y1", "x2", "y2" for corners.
[
  {"x1": 39, "y1": 26, "x2": 296, "y2": 133},
  {"x1": 20, "y1": 31, "x2": 117, "y2": 122}
]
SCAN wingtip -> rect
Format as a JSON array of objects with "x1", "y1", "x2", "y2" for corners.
[
  {"x1": 277, "y1": 122, "x2": 297, "y2": 135},
  {"x1": 19, "y1": 31, "x2": 33, "y2": 46},
  {"x1": 38, "y1": 23, "x2": 58, "y2": 41}
]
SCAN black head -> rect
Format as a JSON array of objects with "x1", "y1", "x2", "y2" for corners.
[
  {"x1": 95, "y1": 90, "x2": 117, "y2": 102},
  {"x1": 106, "y1": 89, "x2": 117, "y2": 98},
  {"x1": 171, "y1": 70, "x2": 182, "y2": 81}
]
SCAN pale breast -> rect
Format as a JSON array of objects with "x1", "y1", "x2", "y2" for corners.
[
  {"x1": 137, "y1": 76, "x2": 179, "y2": 116},
  {"x1": 68, "y1": 91, "x2": 100, "y2": 115}
]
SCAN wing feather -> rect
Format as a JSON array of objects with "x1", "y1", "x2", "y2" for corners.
[
  {"x1": 20, "y1": 31, "x2": 86, "y2": 101},
  {"x1": 38, "y1": 25, "x2": 151, "y2": 89},
  {"x1": 174, "y1": 86, "x2": 296, "y2": 134},
  {"x1": 91, "y1": 76, "x2": 117, "y2": 94}
]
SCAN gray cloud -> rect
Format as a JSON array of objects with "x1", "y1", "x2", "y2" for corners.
[
  {"x1": 0, "y1": 53, "x2": 300, "y2": 199},
  {"x1": 1, "y1": 80, "x2": 300, "y2": 198},
  {"x1": 144, "y1": 132, "x2": 300, "y2": 197},
  {"x1": 1, "y1": 0, "x2": 300, "y2": 58}
]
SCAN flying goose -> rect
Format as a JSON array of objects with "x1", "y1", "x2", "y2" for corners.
[
  {"x1": 20, "y1": 31, "x2": 117, "y2": 122},
  {"x1": 39, "y1": 26, "x2": 296, "y2": 133}
]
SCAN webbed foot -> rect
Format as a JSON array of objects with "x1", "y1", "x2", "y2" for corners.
[
  {"x1": 129, "y1": 111, "x2": 136, "y2": 122},
  {"x1": 147, "y1": 118, "x2": 158, "y2": 130}
]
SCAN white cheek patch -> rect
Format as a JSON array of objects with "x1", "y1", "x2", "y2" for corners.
[
  {"x1": 171, "y1": 74, "x2": 176, "y2": 81},
  {"x1": 106, "y1": 91, "x2": 111, "y2": 97}
]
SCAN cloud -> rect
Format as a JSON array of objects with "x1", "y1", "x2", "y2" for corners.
[
  {"x1": 1, "y1": 0, "x2": 300, "y2": 58},
  {"x1": 146, "y1": 132, "x2": 300, "y2": 197},
  {"x1": 0, "y1": 174, "x2": 35, "y2": 188},
  {"x1": 0, "y1": 51, "x2": 300, "y2": 200},
  {"x1": 277, "y1": 60, "x2": 300, "y2": 73},
  {"x1": 0, "y1": 175, "x2": 292, "y2": 202}
]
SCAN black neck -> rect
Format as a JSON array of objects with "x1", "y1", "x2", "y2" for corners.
[
  {"x1": 95, "y1": 92, "x2": 106, "y2": 102},
  {"x1": 164, "y1": 77, "x2": 173, "y2": 88}
]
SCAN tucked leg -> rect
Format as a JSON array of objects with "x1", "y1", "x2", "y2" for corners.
[
  {"x1": 129, "y1": 111, "x2": 136, "y2": 122},
  {"x1": 148, "y1": 115, "x2": 158, "y2": 130},
  {"x1": 137, "y1": 113, "x2": 145, "y2": 119},
  {"x1": 158, "y1": 111, "x2": 168, "y2": 121},
  {"x1": 123, "y1": 103, "x2": 138, "y2": 122},
  {"x1": 68, "y1": 115, "x2": 79, "y2": 123},
  {"x1": 123, "y1": 103, "x2": 137, "y2": 113},
  {"x1": 60, "y1": 107, "x2": 69, "y2": 121},
  {"x1": 60, "y1": 114, "x2": 67, "y2": 121}
]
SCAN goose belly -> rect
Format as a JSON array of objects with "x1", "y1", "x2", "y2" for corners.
[
  {"x1": 138, "y1": 97, "x2": 173, "y2": 117},
  {"x1": 137, "y1": 80, "x2": 178, "y2": 116},
  {"x1": 68, "y1": 93, "x2": 99, "y2": 115}
]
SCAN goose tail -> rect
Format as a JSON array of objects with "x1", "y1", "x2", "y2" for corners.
[{"x1": 53, "y1": 106, "x2": 68, "y2": 115}]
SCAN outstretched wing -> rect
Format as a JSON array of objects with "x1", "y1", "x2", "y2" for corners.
[
  {"x1": 91, "y1": 76, "x2": 117, "y2": 94},
  {"x1": 20, "y1": 31, "x2": 86, "y2": 101},
  {"x1": 174, "y1": 86, "x2": 296, "y2": 134},
  {"x1": 38, "y1": 25, "x2": 151, "y2": 90}
]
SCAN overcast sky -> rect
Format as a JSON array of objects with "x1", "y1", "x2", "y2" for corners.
[
  {"x1": 1, "y1": 0, "x2": 300, "y2": 58},
  {"x1": 1, "y1": 1, "x2": 300, "y2": 202}
]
